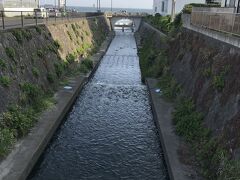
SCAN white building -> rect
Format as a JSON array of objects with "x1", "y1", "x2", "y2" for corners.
[
  {"x1": 0, "y1": 0, "x2": 39, "y2": 11},
  {"x1": 58, "y1": 0, "x2": 66, "y2": 10},
  {"x1": 153, "y1": 0, "x2": 206, "y2": 15},
  {"x1": 221, "y1": 0, "x2": 240, "y2": 12}
]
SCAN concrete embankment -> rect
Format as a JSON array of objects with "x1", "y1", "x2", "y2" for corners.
[
  {"x1": 137, "y1": 22, "x2": 200, "y2": 179},
  {"x1": 146, "y1": 78, "x2": 195, "y2": 180},
  {"x1": 0, "y1": 16, "x2": 110, "y2": 113},
  {"x1": 139, "y1": 18, "x2": 240, "y2": 179},
  {"x1": 0, "y1": 31, "x2": 114, "y2": 180}
]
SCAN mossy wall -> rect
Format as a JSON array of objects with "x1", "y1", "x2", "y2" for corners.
[
  {"x1": 0, "y1": 16, "x2": 110, "y2": 114},
  {"x1": 138, "y1": 23, "x2": 240, "y2": 159},
  {"x1": 138, "y1": 21, "x2": 240, "y2": 179}
]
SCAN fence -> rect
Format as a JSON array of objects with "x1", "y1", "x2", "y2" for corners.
[
  {"x1": 191, "y1": 11, "x2": 240, "y2": 36},
  {"x1": 0, "y1": 11, "x2": 104, "y2": 30}
]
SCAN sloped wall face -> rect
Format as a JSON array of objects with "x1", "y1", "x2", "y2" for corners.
[
  {"x1": 138, "y1": 21, "x2": 240, "y2": 157},
  {"x1": 168, "y1": 29, "x2": 240, "y2": 155},
  {"x1": 137, "y1": 22, "x2": 168, "y2": 51},
  {"x1": 0, "y1": 16, "x2": 110, "y2": 113},
  {"x1": 47, "y1": 16, "x2": 110, "y2": 60}
]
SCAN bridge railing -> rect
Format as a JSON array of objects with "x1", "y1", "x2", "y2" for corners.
[
  {"x1": 191, "y1": 10, "x2": 240, "y2": 36},
  {"x1": 0, "y1": 10, "x2": 104, "y2": 30}
]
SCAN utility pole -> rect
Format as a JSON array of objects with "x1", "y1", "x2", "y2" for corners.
[
  {"x1": 97, "y1": 0, "x2": 100, "y2": 11},
  {"x1": 97, "y1": 0, "x2": 101, "y2": 12},
  {"x1": 171, "y1": 0, "x2": 176, "y2": 22},
  {"x1": 99, "y1": 0, "x2": 101, "y2": 11},
  {"x1": 64, "y1": 0, "x2": 66, "y2": 12},
  {"x1": 37, "y1": 0, "x2": 40, "y2": 8},
  {"x1": 111, "y1": 0, "x2": 112, "y2": 12}
]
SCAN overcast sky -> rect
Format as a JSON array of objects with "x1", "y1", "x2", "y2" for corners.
[{"x1": 41, "y1": 0, "x2": 153, "y2": 9}]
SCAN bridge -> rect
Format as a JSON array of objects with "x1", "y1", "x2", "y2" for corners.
[
  {"x1": 0, "y1": 10, "x2": 146, "y2": 31},
  {"x1": 110, "y1": 16, "x2": 142, "y2": 32}
]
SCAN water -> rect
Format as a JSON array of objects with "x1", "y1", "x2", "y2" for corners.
[
  {"x1": 68, "y1": 6, "x2": 153, "y2": 14},
  {"x1": 29, "y1": 29, "x2": 168, "y2": 180}
]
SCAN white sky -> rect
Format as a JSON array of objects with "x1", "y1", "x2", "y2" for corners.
[{"x1": 41, "y1": 0, "x2": 153, "y2": 9}]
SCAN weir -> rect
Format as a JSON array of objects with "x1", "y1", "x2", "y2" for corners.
[{"x1": 28, "y1": 21, "x2": 169, "y2": 179}]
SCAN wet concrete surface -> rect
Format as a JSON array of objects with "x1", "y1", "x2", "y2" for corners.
[{"x1": 28, "y1": 29, "x2": 168, "y2": 180}]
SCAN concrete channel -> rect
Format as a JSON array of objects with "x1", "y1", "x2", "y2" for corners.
[
  {"x1": 1, "y1": 19, "x2": 172, "y2": 180},
  {"x1": 0, "y1": 31, "x2": 114, "y2": 180},
  {"x1": 27, "y1": 21, "x2": 169, "y2": 179}
]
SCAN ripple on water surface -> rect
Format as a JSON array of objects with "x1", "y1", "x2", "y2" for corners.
[{"x1": 29, "y1": 32, "x2": 168, "y2": 180}]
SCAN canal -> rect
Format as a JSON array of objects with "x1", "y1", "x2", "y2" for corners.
[{"x1": 29, "y1": 28, "x2": 168, "y2": 179}]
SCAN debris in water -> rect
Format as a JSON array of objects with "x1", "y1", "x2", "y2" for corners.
[
  {"x1": 155, "y1": 89, "x2": 161, "y2": 93},
  {"x1": 64, "y1": 86, "x2": 73, "y2": 90}
]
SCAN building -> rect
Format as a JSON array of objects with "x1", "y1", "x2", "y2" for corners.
[
  {"x1": 221, "y1": 0, "x2": 240, "y2": 12},
  {"x1": 153, "y1": 0, "x2": 169, "y2": 16},
  {"x1": 0, "y1": 0, "x2": 39, "y2": 12},
  {"x1": 153, "y1": 0, "x2": 205, "y2": 15},
  {"x1": 58, "y1": 0, "x2": 66, "y2": 10}
]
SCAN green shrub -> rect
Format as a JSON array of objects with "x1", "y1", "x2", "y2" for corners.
[
  {"x1": 71, "y1": 24, "x2": 76, "y2": 31},
  {"x1": 47, "y1": 45, "x2": 57, "y2": 54},
  {"x1": 79, "y1": 64, "x2": 88, "y2": 74},
  {"x1": 173, "y1": 13, "x2": 183, "y2": 28},
  {"x1": 20, "y1": 82, "x2": 43, "y2": 106},
  {"x1": 53, "y1": 40, "x2": 61, "y2": 49},
  {"x1": 1, "y1": 106, "x2": 35, "y2": 137},
  {"x1": 202, "y1": 67, "x2": 212, "y2": 78},
  {"x1": 212, "y1": 66, "x2": 230, "y2": 91},
  {"x1": 22, "y1": 29, "x2": 32, "y2": 41},
  {"x1": 37, "y1": 49, "x2": 44, "y2": 58},
  {"x1": 158, "y1": 73, "x2": 181, "y2": 100},
  {"x1": 67, "y1": 31, "x2": 73, "y2": 41},
  {"x1": 76, "y1": 47, "x2": 85, "y2": 55},
  {"x1": 66, "y1": 53, "x2": 75, "y2": 64},
  {"x1": 145, "y1": 13, "x2": 182, "y2": 35},
  {"x1": 47, "y1": 73, "x2": 55, "y2": 83},
  {"x1": 75, "y1": 23, "x2": 80, "y2": 29},
  {"x1": 0, "y1": 76, "x2": 11, "y2": 87},
  {"x1": 0, "y1": 59, "x2": 6, "y2": 69},
  {"x1": 138, "y1": 33, "x2": 170, "y2": 80},
  {"x1": 0, "y1": 128, "x2": 15, "y2": 156},
  {"x1": 173, "y1": 98, "x2": 209, "y2": 142},
  {"x1": 85, "y1": 31, "x2": 90, "y2": 36},
  {"x1": 182, "y1": 3, "x2": 221, "y2": 14},
  {"x1": 12, "y1": 29, "x2": 23, "y2": 44},
  {"x1": 175, "y1": 111, "x2": 207, "y2": 141},
  {"x1": 81, "y1": 58, "x2": 93, "y2": 70},
  {"x1": 54, "y1": 63, "x2": 65, "y2": 77},
  {"x1": 82, "y1": 43, "x2": 91, "y2": 51},
  {"x1": 213, "y1": 75, "x2": 225, "y2": 91},
  {"x1": 219, "y1": 160, "x2": 240, "y2": 180},
  {"x1": 173, "y1": 98, "x2": 195, "y2": 120},
  {"x1": 182, "y1": 4, "x2": 193, "y2": 14},
  {"x1": 35, "y1": 26, "x2": 42, "y2": 34},
  {"x1": 0, "y1": 79, "x2": 55, "y2": 158},
  {"x1": 5, "y1": 47, "x2": 16, "y2": 60},
  {"x1": 32, "y1": 67, "x2": 40, "y2": 78}
]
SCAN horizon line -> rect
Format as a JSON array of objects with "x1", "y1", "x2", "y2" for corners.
[{"x1": 66, "y1": 5, "x2": 152, "y2": 10}]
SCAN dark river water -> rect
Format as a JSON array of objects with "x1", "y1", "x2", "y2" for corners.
[{"x1": 29, "y1": 31, "x2": 168, "y2": 180}]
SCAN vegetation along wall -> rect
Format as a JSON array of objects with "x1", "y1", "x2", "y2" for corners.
[
  {"x1": 0, "y1": 16, "x2": 110, "y2": 158},
  {"x1": 138, "y1": 15, "x2": 240, "y2": 179}
]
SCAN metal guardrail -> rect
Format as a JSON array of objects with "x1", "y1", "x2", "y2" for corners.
[
  {"x1": 191, "y1": 11, "x2": 240, "y2": 36},
  {"x1": 0, "y1": 11, "x2": 103, "y2": 30}
]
